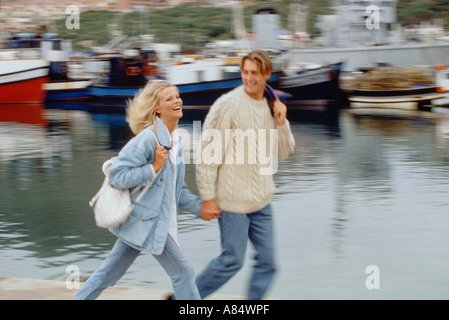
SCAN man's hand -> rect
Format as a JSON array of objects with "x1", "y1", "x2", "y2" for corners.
[
  {"x1": 200, "y1": 199, "x2": 221, "y2": 221},
  {"x1": 273, "y1": 100, "x2": 287, "y2": 126}
]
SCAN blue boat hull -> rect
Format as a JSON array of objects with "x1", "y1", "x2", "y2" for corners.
[
  {"x1": 89, "y1": 73, "x2": 281, "y2": 109},
  {"x1": 45, "y1": 89, "x2": 90, "y2": 101},
  {"x1": 44, "y1": 79, "x2": 92, "y2": 101}
]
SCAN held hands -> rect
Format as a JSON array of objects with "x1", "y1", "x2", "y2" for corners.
[
  {"x1": 273, "y1": 100, "x2": 287, "y2": 126},
  {"x1": 152, "y1": 145, "x2": 168, "y2": 173},
  {"x1": 152, "y1": 147, "x2": 221, "y2": 222},
  {"x1": 200, "y1": 199, "x2": 221, "y2": 221}
]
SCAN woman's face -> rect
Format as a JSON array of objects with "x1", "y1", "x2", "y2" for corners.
[{"x1": 156, "y1": 86, "x2": 183, "y2": 122}]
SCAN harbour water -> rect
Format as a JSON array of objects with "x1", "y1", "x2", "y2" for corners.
[{"x1": 1, "y1": 102, "x2": 449, "y2": 299}]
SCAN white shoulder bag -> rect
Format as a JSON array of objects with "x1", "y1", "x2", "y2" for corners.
[{"x1": 89, "y1": 130, "x2": 161, "y2": 229}]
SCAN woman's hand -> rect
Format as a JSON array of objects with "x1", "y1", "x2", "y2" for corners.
[{"x1": 152, "y1": 145, "x2": 168, "y2": 173}]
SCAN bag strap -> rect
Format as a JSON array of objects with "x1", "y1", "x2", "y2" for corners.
[
  {"x1": 134, "y1": 129, "x2": 162, "y2": 204},
  {"x1": 89, "y1": 175, "x2": 111, "y2": 208},
  {"x1": 90, "y1": 129, "x2": 163, "y2": 208}
]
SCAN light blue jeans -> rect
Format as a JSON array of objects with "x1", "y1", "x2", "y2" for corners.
[
  {"x1": 196, "y1": 204, "x2": 276, "y2": 300},
  {"x1": 73, "y1": 236, "x2": 200, "y2": 300}
]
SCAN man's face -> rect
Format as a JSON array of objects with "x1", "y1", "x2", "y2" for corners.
[{"x1": 241, "y1": 59, "x2": 271, "y2": 100}]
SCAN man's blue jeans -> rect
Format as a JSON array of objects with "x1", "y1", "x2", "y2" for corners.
[
  {"x1": 196, "y1": 204, "x2": 276, "y2": 300},
  {"x1": 73, "y1": 236, "x2": 200, "y2": 300}
]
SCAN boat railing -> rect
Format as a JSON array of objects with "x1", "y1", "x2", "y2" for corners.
[{"x1": 0, "y1": 48, "x2": 41, "y2": 61}]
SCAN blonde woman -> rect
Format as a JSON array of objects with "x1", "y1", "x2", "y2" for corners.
[{"x1": 74, "y1": 81, "x2": 202, "y2": 300}]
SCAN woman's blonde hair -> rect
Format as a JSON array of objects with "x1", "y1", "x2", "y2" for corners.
[
  {"x1": 239, "y1": 49, "x2": 273, "y2": 75},
  {"x1": 126, "y1": 81, "x2": 177, "y2": 135}
]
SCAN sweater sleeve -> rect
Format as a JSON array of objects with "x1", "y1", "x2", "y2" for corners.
[
  {"x1": 276, "y1": 120, "x2": 295, "y2": 160},
  {"x1": 196, "y1": 96, "x2": 233, "y2": 201}
]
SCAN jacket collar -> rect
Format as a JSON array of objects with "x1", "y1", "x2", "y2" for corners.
[{"x1": 153, "y1": 117, "x2": 173, "y2": 149}]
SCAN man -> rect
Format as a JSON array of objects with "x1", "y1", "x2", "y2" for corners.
[{"x1": 196, "y1": 49, "x2": 295, "y2": 300}]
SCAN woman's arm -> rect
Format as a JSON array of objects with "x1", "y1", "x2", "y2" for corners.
[
  {"x1": 178, "y1": 182, "x2": 202, "y2": 216},
  {"x1": 108, "y1": 132, "x2": 165, "y2": 189}
]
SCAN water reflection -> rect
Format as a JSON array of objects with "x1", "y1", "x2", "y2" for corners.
[
  {"x1": 269, "y1": 111, "x2": 449, "y2": 299},
  {"x1": 1, "y1": 104, "x2": 449, "y2": 299}
]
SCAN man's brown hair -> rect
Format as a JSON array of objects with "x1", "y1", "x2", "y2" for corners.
[{"x1": 240, "y1": 49, "x2": 273, "y2": 75}]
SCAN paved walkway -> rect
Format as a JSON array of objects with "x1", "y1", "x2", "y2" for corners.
[{"x1": 0, "y1": 276, "x2": 242, "y2": 300}]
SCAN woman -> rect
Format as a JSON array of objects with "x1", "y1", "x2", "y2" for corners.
[{"x1": 74, "y1": 81, "x2": 202, "y2": 300}]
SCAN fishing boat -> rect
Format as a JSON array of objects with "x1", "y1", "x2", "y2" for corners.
[
  {"x1": 344, "y1": 66, "x2": 444, "y2": 109},
  {"x1": 278, "y1": 61, "x2": 349, "y2": 109},
  {"x1": 88, "y1": 51, "x2": 282, "y2": 116},
  {"x1": 4, "y1": 33, "x2": 92, "y2": 101},
  {"x1": 0, "y1": 58, "x2": 49, "y2": 104}
]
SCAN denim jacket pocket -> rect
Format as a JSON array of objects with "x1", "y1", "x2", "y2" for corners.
[
  {"x1": 117, "y1": 203, "x2": 161, "y2": 248},
  {"x1": 131, "y1": 203, "x2": 160, "y2": 220}
]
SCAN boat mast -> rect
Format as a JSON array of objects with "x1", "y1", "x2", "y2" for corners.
[
  {"x1": 232, "y1": 1, "x2": 250, "y2": 54},
  {"x1": 288, "y1": 2, "x2": 308, "y2": 48}
]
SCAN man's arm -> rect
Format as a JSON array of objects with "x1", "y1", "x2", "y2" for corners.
[
  {"x1": 196, "y1": 97, "x2": 232, "y2": 220},
  {"x1": 273, "y1": 100, "x2": 295, "y2": 160}
]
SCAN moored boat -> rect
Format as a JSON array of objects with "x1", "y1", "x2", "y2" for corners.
[
  {"x1": 0, "y1": 59, "x2": 49, "y2": 104},
  {"x1": 343, "y1": 66, "x2": 444, "y2": 109},
  {"x1": 4, "y1": 33, "x2": 92, "y2": 101},
  {"x1": 88, "y1": 52, "x2": 282, "y2": 116},
  {"x1": 279, "y1": 62, "x2": 349, "y2": 109}
]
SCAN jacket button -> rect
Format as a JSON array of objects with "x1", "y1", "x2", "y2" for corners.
[
  {"x1": 139, "y1": 214, "x2": 143, "y2": 219},
  {"x1": 160, "y1": 178, "x2": 163, "y2": 182}
]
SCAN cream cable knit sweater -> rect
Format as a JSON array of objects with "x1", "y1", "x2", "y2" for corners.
[{"x1": 196, "y1": 85, "x2": 295, "y2": 214}]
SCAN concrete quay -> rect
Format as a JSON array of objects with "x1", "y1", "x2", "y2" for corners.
[{"x1": 0, "y1": 276, "x2": 243, "y2": 300}]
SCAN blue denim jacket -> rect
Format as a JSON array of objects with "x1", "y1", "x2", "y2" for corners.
[{"x1": 108, "y1": 117, "x2": 201, "y2": 255}]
